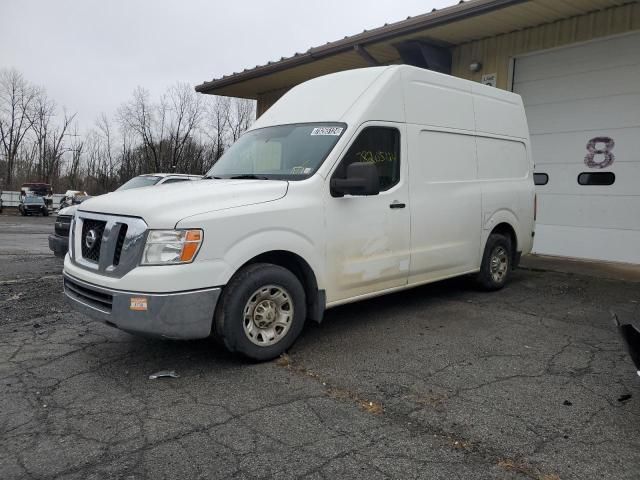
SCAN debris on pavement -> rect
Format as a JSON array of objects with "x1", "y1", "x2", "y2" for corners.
[
  {"x1": 618, "y1": 394, "x2": 632, "y2": 403},
  {"x1": 563, "y1": 400, "x2": 573, "y2": 406},
  {"x1": 148, "y1": 370, "x2": 179, "y2": 380}
]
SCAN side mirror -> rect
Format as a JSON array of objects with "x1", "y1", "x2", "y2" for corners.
[{"x1": 330, "y1": 162, "x2": 380, "y2": 197}]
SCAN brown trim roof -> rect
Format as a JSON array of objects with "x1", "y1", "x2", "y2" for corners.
[{"x1": 195, "y1": 0, "x2": 526, "y2": 94}]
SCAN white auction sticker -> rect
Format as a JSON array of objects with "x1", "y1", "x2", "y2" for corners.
[{"x1": 311, "y1": 127, "x2": 343, "y2": 136}]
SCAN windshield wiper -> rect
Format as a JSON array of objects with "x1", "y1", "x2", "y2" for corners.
[
  {"x1": 202, "y1": 175, "x2": 223, "y2": 179},
  {"x1": 229, "y1": 174, "x2": 269, "y2": 180}
]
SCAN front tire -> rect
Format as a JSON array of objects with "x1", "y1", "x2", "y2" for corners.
[
  {"x1": 476, "y1": 233, "x2": 512, "y2": 291},
  {"x1": 213, "y1": 263, "x2": 306, "y2": 361}
]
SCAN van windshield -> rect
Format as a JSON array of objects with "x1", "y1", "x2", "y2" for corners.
[{"x1": 205, "y1": 123, "x2": 346, "y2": 180}]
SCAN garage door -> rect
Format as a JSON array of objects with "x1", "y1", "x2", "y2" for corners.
[{"x1": 513, "y1": 33, "x2": 640, "y2": 264}]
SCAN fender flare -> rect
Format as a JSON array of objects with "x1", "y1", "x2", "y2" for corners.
[
  {"x1": 482, "y1": 209, "x2": 520, "y2": 251},
  {"x1": 220, "y1": 229, "x2": 322, "y2": 283}
]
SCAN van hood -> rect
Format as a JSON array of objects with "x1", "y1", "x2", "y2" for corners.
[{"x1": 78, "y1": 179, "x2": 288, "y2": 228}]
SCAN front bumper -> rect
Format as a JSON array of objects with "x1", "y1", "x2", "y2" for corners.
[
  {"x1": 48, "y1": 234, "x2": 68, "y2": 256},
  {"x1": 23, "y1": 207, "x2": 45, "y2": 214},
  {"x1": 63, "y1": 272, "x2": 221, "y2": 339}
]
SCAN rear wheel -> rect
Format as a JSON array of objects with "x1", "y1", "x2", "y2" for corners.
[
  {"x1": 476, "y1": 233, "x2": 512, "y2": 290},
  {"x1": 213, "y1": 263, "x2": 306, "y2": 361}
]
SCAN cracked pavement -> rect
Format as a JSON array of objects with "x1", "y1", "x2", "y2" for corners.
[{"x1": 1, "y1": 215, "x2": 639, "y2": 479}]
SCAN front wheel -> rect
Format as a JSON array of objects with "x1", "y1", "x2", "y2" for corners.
[
  {"x1": 476, "y1": 233, "x2": 512, "y2": 291},
  {"x1": 213, "y1": 263, "x2": 306, "y2": 361}
]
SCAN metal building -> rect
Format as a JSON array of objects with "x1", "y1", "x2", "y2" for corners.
[{"x1": 196, "y1": 0, "x2": 640, "y2": 264}]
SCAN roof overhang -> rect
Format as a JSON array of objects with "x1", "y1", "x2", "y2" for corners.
[{"x1": 195, "y1": 0, "x2": 633, "y2": 98}]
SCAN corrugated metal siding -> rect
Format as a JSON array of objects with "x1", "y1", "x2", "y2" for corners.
[
  {"x1": 254, "y1": 2, "x2": 639, "y2": 116},
  {"x1": 452, "y1": 2, "x2": 640, "y2": 89}
]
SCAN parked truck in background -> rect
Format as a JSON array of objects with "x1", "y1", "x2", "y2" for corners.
[
  {"x1": 63, "y1": 65, "x2": 535, "y2": 361},
  {"x1": 21, "y1": 183, "x2": 53, "y2": 209}
]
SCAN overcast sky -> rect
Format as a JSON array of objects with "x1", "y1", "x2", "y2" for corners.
[{"x1": 1, "y1": 0, "x2": 454, "y2": 131}]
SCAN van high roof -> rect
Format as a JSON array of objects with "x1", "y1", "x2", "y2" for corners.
[{"x1": 252, "y1": 65, "x2": 528, "y2": 140}]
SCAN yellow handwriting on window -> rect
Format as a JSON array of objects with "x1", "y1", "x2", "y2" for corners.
[{"x1": 356, "y1": 151, "x2": 396, "y2": 164}]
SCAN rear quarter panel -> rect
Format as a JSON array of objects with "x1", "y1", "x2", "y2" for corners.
[{"x1": 477, "y1": 136, "x2": 535, "y2": 254}]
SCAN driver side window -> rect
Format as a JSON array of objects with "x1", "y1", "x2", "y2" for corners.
[{"x1": 333, "y1": 127, "x2": 400, "y2": 191}]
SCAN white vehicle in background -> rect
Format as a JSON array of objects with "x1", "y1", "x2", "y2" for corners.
[
  {"x1": 58, "y1": 190, "x2": 89, "y2": 211},
  {"x1": 115, "y1": 173, "x2": 202, "y2": 190},
  {"x1": 63, "y1": 65, "x2": 535, "y2": 361},
  {"x1": 49, "y1": 173, "x2": 201, "y2": 257}
]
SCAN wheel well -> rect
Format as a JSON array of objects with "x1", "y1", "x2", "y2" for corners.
[
  {"x1": 491, "y1": 222, "x2": 518, "y2": 261},
  {"x1": 241, "y1": 251, "x2": 324, "y2": 323}
]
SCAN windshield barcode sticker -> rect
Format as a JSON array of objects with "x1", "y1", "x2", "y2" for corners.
[{"x1": 311, "y1": 127, "x2": 343, "y2": 136}]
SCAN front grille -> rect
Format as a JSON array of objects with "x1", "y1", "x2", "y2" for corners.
[
  {"x1": 73, "y1": 212, "x2": 147, "y2": 277},
  {"x1": 55, "y1": 215, "x2": 72, "y2": 236},
  {"x1": 113, "y1": 224, "x2": 128, "y2": 266},
  {"x1": 81, "y1": 219, "x2": 106, "y2": 262},
  {"x1": 64, "y1": 277, "x2": 113, "y2": 313}
]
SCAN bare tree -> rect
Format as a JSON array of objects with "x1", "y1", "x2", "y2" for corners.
[
  {"x1": 226, "y1": 98, "x2": 254, "y2": 143},
  {"x1": 203, "y1": 96, "x2": 230, "y2": 167},
  {"x1": 44, "y1": 109, "x2": 75, "y2": 183},
  {"x1": 0, "y1": 69, "x2": 256, "y2": 194},
  {"x1": 96, "y1": 113, "x2": 118, "y2": 182},
  {"x1": 66, "y1": 125, "x2": 84, "y2": 189},
  {"x1": 119, "y1": 87, "x2": 162, "y2": 172},
  {"x1": 117, "y1": 120, "x2": 137, "y2": 181},
  {"x1": 0, "y1": 69, "x2": 37, "y2": 186},
  {"x1": 30, "y1": 88, "x2": 56, "y2": 179},
  {"x1": 166, "y1": 83, "x2": 202, "y2": 171}
]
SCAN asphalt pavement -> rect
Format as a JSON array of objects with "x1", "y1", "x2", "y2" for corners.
[
  {"x1": 1, "y1": 214, "x2": 639, "y2": 479},
  {"x1": 0, "y1": 213, "x2": 55, "y2": 256}
]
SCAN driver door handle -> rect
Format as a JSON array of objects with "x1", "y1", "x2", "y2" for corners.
[{"x1": 389, "y1": 201, "x2": 406, "y2": 209}]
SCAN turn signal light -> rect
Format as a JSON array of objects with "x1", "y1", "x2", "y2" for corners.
[
  {"x1": 180, "y1": 230, "x2": 203, "y2": 262},
  {"x1": 141, "y1": 229, "x2": 204, "y2": 265}
]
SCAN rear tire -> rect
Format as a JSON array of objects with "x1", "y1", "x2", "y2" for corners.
[
  {"x1": 476, "y1": 233, "x2": 512, "y2": 291},
  {"x1": 213, "y1": 263, "x2": 306, "y2": 361}
]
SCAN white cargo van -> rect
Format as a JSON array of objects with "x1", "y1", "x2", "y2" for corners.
[{"x1": 63, "y1": 65, "x2": 535, "y2": 360}]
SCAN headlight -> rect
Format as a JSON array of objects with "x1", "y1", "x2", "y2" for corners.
[{"x1": 141, "y1": 229, "x2": 203, "y2": 265}]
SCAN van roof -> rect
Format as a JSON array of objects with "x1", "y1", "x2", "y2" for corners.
[{"x1": 251, "y1": 65, "x2": 528, "y2": 140}]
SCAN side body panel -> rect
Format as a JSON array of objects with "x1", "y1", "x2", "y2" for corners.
[
  {"x1": 476, "y1": 136, "x2": 535, "y2": 255},
  {"x1": 323, "y1": 122, "x2": 411, "y2": 303},
  {"x1": 404, "y1": 68, "x2": 532, "y2": 283},
  {"x1": 407, "y1": 127, "x2": 481, "y2": 282},
  {"x1": 471, "y1": 82, "x2": 535, "y2": 256}
]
